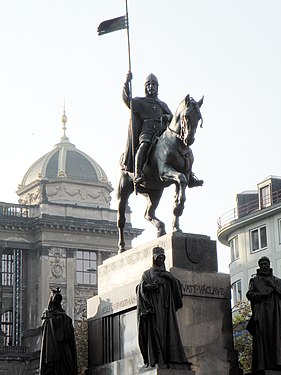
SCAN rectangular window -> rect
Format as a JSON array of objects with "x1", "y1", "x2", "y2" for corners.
[
  {"x1": 260, "y1": 185, "x2": 271, "y2": 208},
  {"x1": 230, "y1": 236, "x2": 239, "y2": 262},
  {"x1": 1, "y1": 253, "x2": 13, "y2": 286},
  {"x1": 76, "y1": 250, "x2": 97, "y2": 285},
  {"x1": 250, "y1": 225, "x2": 267, "y2": 252},
  {"x1": 278, "y1": 219, "x2": 281, "y2": 244},
  {"x1": 1, "y1": 311, "x2": 13, "y2": 346},
  {"x1": 232, "y1": 280, "x2": 242, "y2": 305}
]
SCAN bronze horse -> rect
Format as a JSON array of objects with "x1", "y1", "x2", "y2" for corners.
[{"x1": 117, "y1": 94, "x2": 204, "y2": 251}]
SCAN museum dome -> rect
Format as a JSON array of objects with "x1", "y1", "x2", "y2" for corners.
[{"x1": 19, "y1": 111, "x2": 109, "y2": 188}]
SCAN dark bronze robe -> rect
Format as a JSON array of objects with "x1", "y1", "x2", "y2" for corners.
[
  {"x1": 39, "y1": 309, "x2": 78, "y2": 375},
  {"x1": 137, "y1": 266, "x2": 187, "y2": 367},
  {"x1": 246, "y1": 269, "x2": 281, "y2": 372}
]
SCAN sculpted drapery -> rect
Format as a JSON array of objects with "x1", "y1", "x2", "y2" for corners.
[
  {"x1": 247, "y1": 256, "x2": 281, "y2": 373},
  {"x1": 136, "y1": 247, "x2": 190, "y2": 369},
  {"x1": 39, "y1": 288, "x2": 78, "y2": 375}
]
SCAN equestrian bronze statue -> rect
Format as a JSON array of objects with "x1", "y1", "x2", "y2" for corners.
[{"x1": 117, "y1": 73, "x2": 204, "y2": 251}]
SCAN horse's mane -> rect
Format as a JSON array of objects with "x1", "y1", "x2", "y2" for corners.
[{"x1": 172, "y1": 97, "x2": 187, "y2": 125}]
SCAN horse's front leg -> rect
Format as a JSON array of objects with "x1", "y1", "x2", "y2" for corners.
[
  {"x1": 172, "y1": 185, "x2": 181, "y2": 232},
  {"x1": 161, "y1": 169, "x2": 187, "y2": 217},
  {"x1": 144, "y1": 190, "x2": 166, "y2": 237}
]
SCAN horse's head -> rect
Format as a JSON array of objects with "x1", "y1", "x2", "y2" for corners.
[{"x1": 173, "y1": 94, "x2": 204, "y2": 146}]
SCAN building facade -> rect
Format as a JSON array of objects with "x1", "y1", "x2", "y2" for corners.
[
  {"x1": 0, "y1": 114, "x2": 142, "y2": 374},
  {"x1": 218, "y1": 175, "x2": 281, "y2": 305}
]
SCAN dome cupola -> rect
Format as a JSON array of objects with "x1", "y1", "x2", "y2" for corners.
[{"x1": 17, "y1": 111, "x2": 113, "y2": 214}]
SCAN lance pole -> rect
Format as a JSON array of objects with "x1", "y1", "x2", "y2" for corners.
[
  {"x1": 125, "y1": 0, "x2": 135, "y2": 178},
  {"x1": 125, "y1": 0, "x2": 132, "y2": 76}
]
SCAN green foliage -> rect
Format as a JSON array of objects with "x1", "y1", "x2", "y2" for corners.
[
  {"x1": 232, "y1": 300, "x2": 252, "y2": 373},
  {"x1": 75, "y1": 312, "x2": 88, "y2": 375}
]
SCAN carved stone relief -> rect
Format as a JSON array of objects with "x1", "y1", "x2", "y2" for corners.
[
  {"x1": 48, "y1": 247, "x2": 66, "y2": 257},
  {"x1": 49, "y1": 247, "x2": 66, "y2": 281},
  {"x1": 74, "y1": 289, "x2": 91, "y2": 321},
  {"x1": 46, "y1": 184, "x2": 111, "y2": 206},
  {"x1": 18, "y1": 187, "x2": 42, "y2": 205}
]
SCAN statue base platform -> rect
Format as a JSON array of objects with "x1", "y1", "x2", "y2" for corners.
[
  {"x1": 140, "y1": 370, "x2": 195, "y2": 375},
  {"x1": 246, "y1": 371, "x2": 281, "y2": 375},
  {"x1": 87, "y1": 232, "x2": 242, "y2": 375},
  {"x1": 86, "y1": 359, "x2": 195, "y2": 375}
]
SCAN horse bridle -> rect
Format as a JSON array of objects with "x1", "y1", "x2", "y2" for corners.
[{"x1": 168, "y1": 100, "x2": 203, "y2": 145}]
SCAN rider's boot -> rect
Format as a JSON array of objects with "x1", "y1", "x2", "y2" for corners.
[
  {"x1": 188, "y1": 172, "x2": 204, "y2": 188},
  {"x1": 134, "y1": 142, "x2": 149, "y2": 186}
]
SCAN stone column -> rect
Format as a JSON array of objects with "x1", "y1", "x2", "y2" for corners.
[
  {"x1": 37, "y1": 247, "x2": 50, "y2": 326},
  {"x1": 66, "y1": 248, "x2": 75, "y2": 319}
]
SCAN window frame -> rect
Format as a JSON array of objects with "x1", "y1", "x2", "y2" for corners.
[
  {"x1": 76, "y1": 250, "x2": 97, "y2": 285},
  {"x1": 250, "y1": 225, "x2": 267, "y2": 253},
  {"x1": 260, "y1": 184, "x2": 271, "y2": 209},
  {"x1": 278, "y1": 218, "x2": 281, "y2": 244},
  {"x1": 230, "y1": 236, "x2": 239, "y2": 262},
  {"x1": 1, "y1": 252, "x2": 14, "y2": 286},
  {"x1": 1, "y1": 310, "x2": 13, "y2": 346},
  {"x1": 232, "y1": 280, "x2": 242, "y2": 305}
]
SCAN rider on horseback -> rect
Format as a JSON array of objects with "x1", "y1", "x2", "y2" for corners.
[
  {"x1": 122, "y1": 72, "x2": 203, "y2": 188},
  {"x1": 122, "y1": 72, "x2": 172, "y2": 186}
]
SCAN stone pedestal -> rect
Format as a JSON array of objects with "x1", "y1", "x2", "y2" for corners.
[
  {"x1": 140, "y1": 370, "x2": 195, "y2": 375},
  {"x1": 87, "y1": 232, "x2": 242, "y2": 375},
  {"x1": 246, "y1": 372, "x2": 281, "y2": 375},
  {"x1": 86, "y1": 362, "x2": 195, "y2": 375}
]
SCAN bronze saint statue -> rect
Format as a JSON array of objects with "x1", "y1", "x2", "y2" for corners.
[
  {"x1": 117, "y1": 73, "x2": 204, "y2": 251},
  {"x1": 246, "y1": 256, "x2": 281, "y2": 373},
  {"x1": 136, "y1": 246, "x2": 191, "y2": 369},
  {"x1": 122, "y1": 72, "x2": 173, "y2": 186},
  {"x1": 39, "y1": 288, "x2": 78, "y2": 375}
]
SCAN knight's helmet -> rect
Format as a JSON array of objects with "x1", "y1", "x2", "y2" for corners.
[{"x1": 145, "y1": 73, "x2": 159, "y2": 86}]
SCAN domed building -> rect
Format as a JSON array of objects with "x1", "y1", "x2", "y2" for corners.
[
  {"x1": 0, "y1": 112, "x2": 142, "y2": 374},
  {"x1": 18, "y1": 111, "x2": 112, "y2": 212}
]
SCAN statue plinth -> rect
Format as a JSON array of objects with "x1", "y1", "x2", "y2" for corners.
[
  {"x1": 87, "y1": 232, "x2": 242, "y2": 375},
  {"x1": 245, "y1": 372, "x2": 281, "y2": 375},
  {"x1": 97, "y1": 232, "x2": 217, "y2": 294}
]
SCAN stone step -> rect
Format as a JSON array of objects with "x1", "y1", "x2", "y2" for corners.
[{"x1": 136, "y1": 369, "x2": 195, "y2": 375}]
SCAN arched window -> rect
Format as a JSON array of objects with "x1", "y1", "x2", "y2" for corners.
[{"x1": 1, "y1": 310, "x2": 13, "y2": 346}]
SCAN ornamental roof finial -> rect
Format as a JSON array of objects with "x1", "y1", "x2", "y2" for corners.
[{"x1": 61, "y1": 99, "x2": 69, "y2": 142}]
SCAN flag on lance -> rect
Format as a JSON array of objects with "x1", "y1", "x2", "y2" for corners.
[{"x1": 97, "y1": 15, "x2": 128, "y2": 36}]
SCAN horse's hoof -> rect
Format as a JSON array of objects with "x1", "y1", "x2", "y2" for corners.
[
  {"x1": 173, "y1": 206, "x2": 183, "y2": 216},
  {"x1": 157, "y1": 227, "x2": 166, "y2": 237},
  {"x1": 118, "y1": 246, "x2": 126, "y2": 254}
]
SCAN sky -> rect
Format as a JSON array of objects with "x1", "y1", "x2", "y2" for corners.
[{"x1": 0, "y1": 0, "x2": 280, "y2": 273}]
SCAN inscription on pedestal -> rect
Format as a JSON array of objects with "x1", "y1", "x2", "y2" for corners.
[{"x1": 182, "y1": 283, "x2": 226, "y2": 298}]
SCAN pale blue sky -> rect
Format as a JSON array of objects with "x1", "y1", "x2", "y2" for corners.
[{"x1": 0, "y1": 0, "x2": 280, "y2": 272}]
